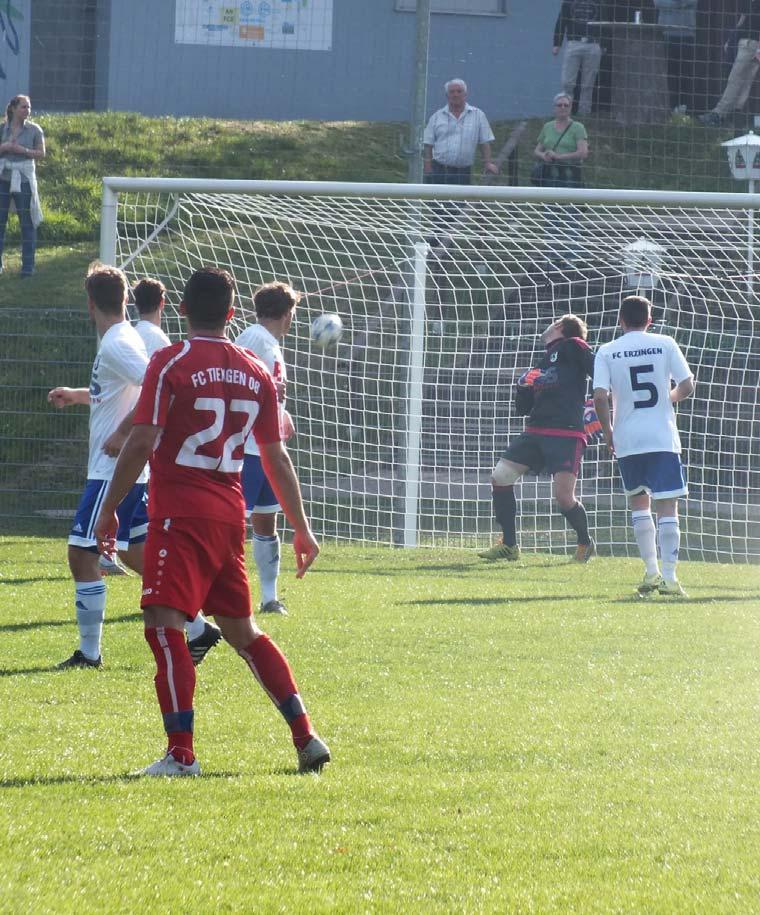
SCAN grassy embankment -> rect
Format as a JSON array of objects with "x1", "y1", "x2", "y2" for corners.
[{"x1": 0, "y1": 110, "x2": 741, "y2": 309}]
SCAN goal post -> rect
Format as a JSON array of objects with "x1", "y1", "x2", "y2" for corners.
[{"x1": 101, "y1": 177, "x2": 760, "y2": 562}]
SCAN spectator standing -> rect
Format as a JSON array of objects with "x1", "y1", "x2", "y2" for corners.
[
  {"x1": 534, "y1": 93, "x2": 589, "y2": 188},
  {"x1": 699, "y1": 1, "x2": 760, "y2": 125},
  {"x1": 553, "y1": 1, "x2": 604, "y2": 116},
  {"x1": 0, "y1": 94, "x2": 44, "y2": 277},
  {"x1": 655, "y1": 0, "x2": 698, "y2": 113},
  {"x1": 533, "y1": 93, "x2": 589, "y2": 267},
  {"x1": 423, "y1": 79, "x2": 498, "y2": 185}
]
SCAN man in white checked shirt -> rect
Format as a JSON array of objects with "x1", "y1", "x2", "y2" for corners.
[
  {"x1": 423, "y1": 79, "x2": 499, "y2": 185},
  {"x1": 593, "y1": 295, "x2": 695, "y2": 598}
]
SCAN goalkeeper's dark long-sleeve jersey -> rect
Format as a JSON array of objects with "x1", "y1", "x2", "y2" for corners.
[{"x1": 515, "y1": 336, "x2": 595, "y2": 436}]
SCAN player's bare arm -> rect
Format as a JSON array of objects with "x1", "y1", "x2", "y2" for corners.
[
  {"x1": 593, "y1": 387, "x2": 614, "y2": 454},
  {"x1": 102, "y1": 406, "x2": 138, "y2": 457},
  {"x1": 93, "y1": 424, "x2": 159, "y2": 555},
  {"x1": 670, "y1": 376, "x2": 695, "y2": 404},
  {"x1": 281, "y1": 409, "x2": 296, "y2": 441},
  {"x1": 47, "y1": 387, "x2": 90, "y2": 408},
  {"x1": 259, "y1": 440, "x2": 319, "y2": 577}
]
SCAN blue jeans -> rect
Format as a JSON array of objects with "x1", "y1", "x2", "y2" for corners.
[{"x1": 0, "y1": 177, "x2": 36, "y2": 274}]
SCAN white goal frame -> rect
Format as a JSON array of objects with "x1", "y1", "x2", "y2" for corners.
[{"x1": 101, "y1": 178, "x2": 760, "y2": 561}]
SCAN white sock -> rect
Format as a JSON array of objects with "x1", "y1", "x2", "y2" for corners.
[
  {"x1": 253, "y1": 533, "x2": 280, "y2": 605},
  {"x1": 185, "y1": 612, "x2": 208, "y2": 641},
  {"x1": 75, "y1": 580, "x2": 106, "y2": 660},
  {"x1": 631, "y1": 510, "x2": 659, "y2": 576},
  {"x1": 658, "y1": 516, "x2": 681, "y2": 582}
]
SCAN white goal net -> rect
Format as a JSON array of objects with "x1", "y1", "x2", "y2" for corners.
[{"x1": 101, "y1": 178, "x2": 760, "y2": 562}]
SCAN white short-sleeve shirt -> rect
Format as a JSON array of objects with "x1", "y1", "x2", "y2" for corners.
[
  {"x1": 234, "y1": 323, "x2": 286, "y2": 457},
  {"x1": 88, "y1": 321, "x2": 149, "y2": 480},
  {"x1": 423, "y1": 104, "x2": 495, "y2": 167},
  {"x1": 135, "y1": 319, "x2": 171, "y2": 358},
  {"x1": 593, "y1": 330, "x2": 692, "y2": 457}
]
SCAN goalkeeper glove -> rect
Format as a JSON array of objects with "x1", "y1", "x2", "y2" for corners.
[
  {"x1": 583, "y1": 399, "x2": 603, "y2": 439},
  {"x1": 517, "y1": 367, "x2": 541, "y2": 387}
]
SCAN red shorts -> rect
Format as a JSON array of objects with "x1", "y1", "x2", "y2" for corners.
[{"x1": 141, "y1": 517, "x2": 251, "y2": 619}]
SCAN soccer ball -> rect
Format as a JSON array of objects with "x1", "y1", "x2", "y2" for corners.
[{"x1": 310, "y1": 313, "x2": 343, "y2": 349}]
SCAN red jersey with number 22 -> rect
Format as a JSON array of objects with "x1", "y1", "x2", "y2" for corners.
[{"x1": 134, "y1": 336, "x2": 281, "y2": 525}]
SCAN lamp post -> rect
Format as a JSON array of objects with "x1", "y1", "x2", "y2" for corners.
[
  {"x1": 622, "y1": 237, "x2": 665, "y2": 291},
  {"x1": 721, "y1": 131, "x2": 760, "y2": 294}
]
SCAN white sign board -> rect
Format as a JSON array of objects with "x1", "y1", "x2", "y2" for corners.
[{"x1": 175, "y1": 0, "x2": 333, "y2": 51}]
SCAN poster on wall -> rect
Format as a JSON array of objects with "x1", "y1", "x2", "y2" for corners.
[{"x1": 175, "y1": 1, "x2": 333, "y2": 51}]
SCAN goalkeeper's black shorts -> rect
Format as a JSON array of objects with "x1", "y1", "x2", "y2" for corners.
[{"x1": 502, "y1": 430, "x2": 585, "y2": 477}]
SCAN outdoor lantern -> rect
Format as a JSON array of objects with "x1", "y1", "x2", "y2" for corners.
[
  {"x1": 623, "y1": 237, "x2": 665, "y2": 290},
  {"x1": 721, "y1": 131, "x2": 760, "y2": 184},
  {"x1": 721, "y1": 131, "x2": 760, "y2": 294}
]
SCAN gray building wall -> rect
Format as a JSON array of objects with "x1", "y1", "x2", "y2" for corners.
[
  {"x1": 30, "y1": 0, "x2": 97, "y2": 111},
  {"x1": 0, "y1": 0, "x2": 31, "y2": 105},
  {"x1": 102, "y1": 1, "x2": 561, "y2": 123}
]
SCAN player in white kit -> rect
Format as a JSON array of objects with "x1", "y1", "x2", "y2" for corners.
[
  {"x1": 98, "y1": 277, "x2": 171, "y2": 575},
  {"x1": 98, "y1": 278, "x2": 169, "y2": 578},
  {"x1": 49, "y1": 265, "x2": 221, "y2": 666},
  {"x1": 48, "y1": 265, "x2": 150, "y2": 667},
  {"x1": 593, "y1": 295, "x2": 695, "y2": 597},
  {"x1": 235, "y1": 282, "x2": 299, "y2": 615},
  {"x1": 133, "y1": 277, "x2": 171, "y2": 357}
]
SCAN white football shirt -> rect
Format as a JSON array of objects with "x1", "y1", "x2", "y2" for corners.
[
  {"x1": 235, "y1": 323, "x2": 286, "y2": 457},
  {"x1": 593, "y1": 330, "x2": 692, "y2": 457},
  {"x1": 88, "y1": 321, "x2": 149, "y2": 481},
  {"x1": 135, "y1": 319, "x2": 171, "y2": 357}
]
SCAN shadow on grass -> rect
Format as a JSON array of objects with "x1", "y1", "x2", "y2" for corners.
[
  {"x1": 396, "y1": 594, "x2": 580, "y2": 606},
  {"x1": 0, "y1": 771, "x2": 243, "y2": 789},
  {"x1": 310, "y1": 561, "x2": 566, "y2": 576},
  {"x1": 611, "y1": 593, "x2": 759, "y2": 605},
  {"x1": 0, "y1": 664, "x2": 64, "y2": 677},
  {"x1": 408, "y1": 560, "x2": 571, "y2": 572},
  {"x1": 0, "y1": 576, "x2": 70, "y2": 585},
  {"x1": 0, "y1": 620, "x2": 71, "y2": 633},
  {"x1": 0, "y1": 611, "x2": 142, "y2": 634}
]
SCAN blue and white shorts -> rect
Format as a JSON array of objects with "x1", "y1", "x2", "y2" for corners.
[
  {"x1": 68, "y1": 479, "x2": 148, "y2": 551},
  {"x1": 242, "y1": 454, "x2": 280, "y2": 517},
  {"x1": 617, "y1": 452, "x2": 688, "y2": 500}
]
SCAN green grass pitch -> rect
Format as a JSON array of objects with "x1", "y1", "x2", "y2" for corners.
[{"x1": 1, "y1": 536, "x2": 759, "y2": 913}]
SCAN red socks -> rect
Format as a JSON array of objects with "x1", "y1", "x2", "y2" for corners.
[
  {"x1": 145, "y1": 626, "x2": 196, "y2": 765},
  {"x1": 144, "y1": 628, "x2": 313, "y2": 759},
  {"x1": 239, "y1": 633, "x2": 313, "y2": 749}
]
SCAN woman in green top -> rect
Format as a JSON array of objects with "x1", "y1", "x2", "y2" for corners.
[{"x1": 534, "y1": 93, "x2": 588, "y2": 188}]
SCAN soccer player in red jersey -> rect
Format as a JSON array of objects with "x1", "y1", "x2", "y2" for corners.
[{"x1": 94, "y1": 267, "x2": 329, "y2": 777}]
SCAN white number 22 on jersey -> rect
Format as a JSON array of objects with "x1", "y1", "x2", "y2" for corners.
[{"x1": 176, "y1": 397, "x2": 259, "y2": 471}]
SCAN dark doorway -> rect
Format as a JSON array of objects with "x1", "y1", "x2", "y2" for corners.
[{"x1": 30, "y1": 0, "x2": 99, "y2": 111}]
